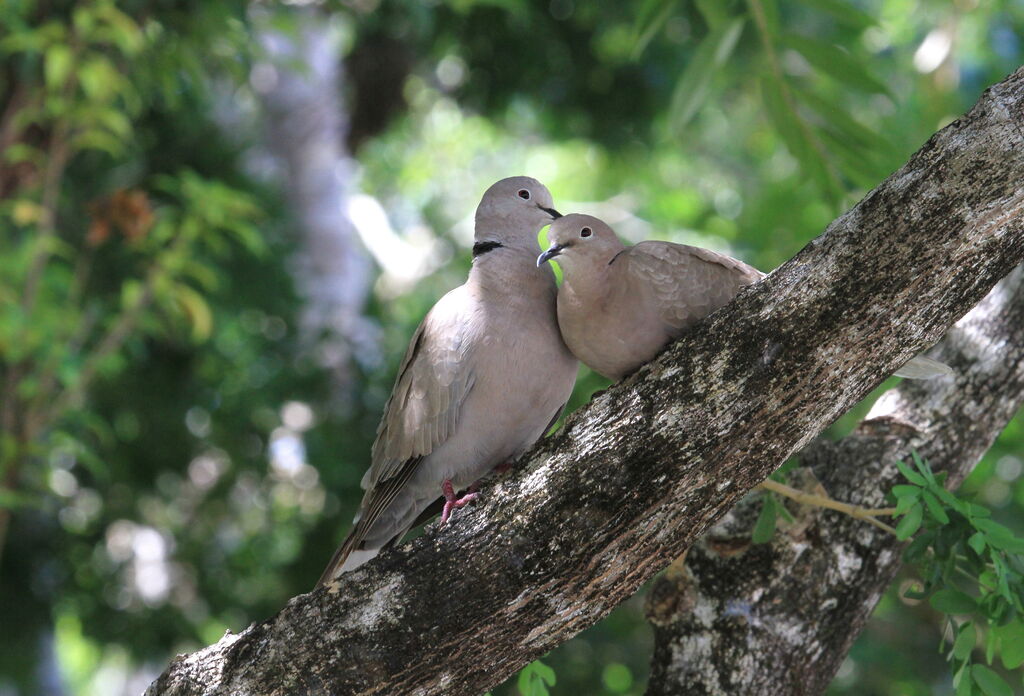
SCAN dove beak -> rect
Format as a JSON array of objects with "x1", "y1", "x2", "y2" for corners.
[
  {"x1": 537, "y1": 244, "x2": 565, "y2": 267},
  {"x1": 538, "y1": 206, "x2": 562, "y2": 219}
]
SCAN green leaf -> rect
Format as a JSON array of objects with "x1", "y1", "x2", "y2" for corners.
[
  {"x1": 755, "y1": 0, "x2": 780, "y2": 35},
  {"x1": 632, "y1": 0, "x2": 679, "y2": 59},
  {"x1": 0, "y1": 488, "x2": 44, "y2": 511},
  {"x1": 795, "y1": 0, "x2": 876, "y2": 29},
  {"x1": 752, "y1": 494, "x2": 778, "y2": 544},
  {"x1": 121, "y1": 279, "x2": 144, "y2": 309},
  {"x1": 921, "y1": 490, "x2": 950, "y2": 524},
  {"x1": 933, "y1": 485, "x2": 967, "y2": 513},
  {"x1": 955, "y1": 665, "x2": 973, "y2": 696},
  {"x1": 45, "y1": 44, "x2": 73, "y2": 89},
  {"x1": 996, "y1": 621, "x2": 1024, "y2": 670},
  {"x1": 782, "y1": 34, "x2": 891, "y2": 96},
  {"x1": 759, "y1": 75, "x2": 838, "y2": 206},
  {"x1": 930, "y1": 589, "x2": 978, "y2": 615},
  {"x1": 895, "y1": 493, "x2": 918, "y2": 516},
  {"x1": 776, "y1": 502, "x2": 795, "y2": 524},
  {"x1": 72, "y1": 7, "x2": 96, "y2": 35},
  {"x1": 795, "y1": 87, "x2": 886, "y2": 150},
  {"x1": 896, "y1": 460, "x2": 927, "y2": 486},
  {"x1": 912, "y1": 451, "x2": 937, "y2": 483},
  {"x1": 4, "y1": 143, "x2": 44, "y2": 166},
  {"x1": 892, "y1": 485, "x2": 921, "y2": 499},
  {"x1": 896, "y1": 503, "x2": 923, "y2": 540},
  {"x1": 971, "y1": 664, "x2": 1012, "y2": 696},
  {"x1": 517, "y1": 660, "x2": 556, "y2": 696},
  {"x1": 903, "y1": 531, "x2": 934, "y2": 563},
  {"x1": 79, "y1": 56, "x2": 122, "y2": 103},
  {"x1": 974, "y1": 519, "x2": 1024, "y2": 552},
  {"x1": 967, "y1": 504, "x2": 992, "y2": 519},
  {"x1": 73, "y1": 129, "x2": 126, "y2": 157},
  {"x1": 985, "y1": 626, "x2": 998, "y2": 666},
  {"x1": 172, "y1": 282, "x2": 214, "y2": 342},
  {"x1": 760, "y1": 75, "x2": 805, "y2": 159},
  {"x1": 968, "y1": 532, "x2": 987, "y2": 556},
  {"x1": 667, "y1": 17, "x2": 745, "y2": 132},
  {"x1": 695, "y1": 0, "x2": 733, "y2": 29},
  {"x1": 954, "y1": 622, "x2": 976, "y2": 661},
  {"x1": 532, "y1": 661, "x2": 556, "y2": 686},
  {"x1": 94, "y1": 3, "x2": 145, "y2": 55}
]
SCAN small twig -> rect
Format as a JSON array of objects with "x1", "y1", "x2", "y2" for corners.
[
  {"x1": 0, "y1": 445, "x2": 25, "y2": 571},
  {"x1": 758, "y1": 478, "x2": 899, "y2": 535},
  {"x1": 26, "y1": 304, "x2": 101, "y2": 436},
  {"x1": 67, "y1": 244, "x2": 97, "y2": 309},
  {"x1": 953, "y1": 563, "x2": 995, "y2": 594},
  {"x1": 0, "y1": 83, "x2": 31, "y2": 155},
  {"x1": 20, "y1": 121, "x2": 72, "y2": 317},
  {"x1": 47, "y1": 277, "x2": 155, "y2": 419},
  {"x1": 44, "y1": 231, "x2": 187, "y2": 421},
  {"x1": 20, "y1": 39, "x2": 81, "y2": 319}
]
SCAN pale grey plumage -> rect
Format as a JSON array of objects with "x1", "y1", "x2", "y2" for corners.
[
  {"x1": 540, "y1": 213, "x2": 952, "y2": 382},
  {"x1": 317, "y1": 177, "x2": 577, "y2": 587}
]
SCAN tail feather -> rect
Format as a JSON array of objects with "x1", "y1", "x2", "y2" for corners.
[
  {"x1": 316, "y1": 531, "x2": 363, "y2": 589},
  {"x1": 895, "y1": 355, "x2": 954, "y2": 380}
]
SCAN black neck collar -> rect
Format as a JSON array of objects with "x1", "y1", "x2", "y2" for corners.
[{"x1": 472, "y1": 241, "x2": 504, "y2": 257}]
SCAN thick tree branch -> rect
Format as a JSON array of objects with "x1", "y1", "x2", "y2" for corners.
[
  {"x1": 147, "y1": 68, "x2": 1024, "y2": 696},
  {"x1": 645, "y1": 264, "x2": 1024, "y2": 695}
]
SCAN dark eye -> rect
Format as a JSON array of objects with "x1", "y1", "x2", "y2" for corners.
[
  {"x1": 517, "y1": 189, "x2": 531, "y2": 200},
  {"x1": 580, "y1": 227, "x2": 592, "y2": 238}
]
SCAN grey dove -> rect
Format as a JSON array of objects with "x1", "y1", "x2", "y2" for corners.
[
  {"x1": 317, "y1": 177, "x2": 577, "y2": 588},
  {"x1": 538, "y1": 213, "x2": 953, "y2": 382}
]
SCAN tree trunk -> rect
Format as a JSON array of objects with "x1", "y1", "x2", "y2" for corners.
[
  {"x1": 146, "y1": 67, "x2": 1024, "y2": 696},
  {"x1": 253, "y1": 7, "x2": 375, "y2": 395},
  {"x1": 645, "y1": 264, "x2": 1024, "y2": 695}
]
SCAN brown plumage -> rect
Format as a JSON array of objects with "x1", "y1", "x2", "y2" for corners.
[{"x1": 539, "y1": 213, "x2": 951, "y2": 382}]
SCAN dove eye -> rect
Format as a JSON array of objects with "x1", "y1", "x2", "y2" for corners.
[
  {"x1": 580, "y1": 227, "x2": 592, "y2": 238},
  {"x1": 517, "y1": 189, "x2": 531, "y2": 200}
]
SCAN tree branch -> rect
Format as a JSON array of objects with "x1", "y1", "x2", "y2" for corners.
[
  {"x1": 645, "y1": 263, "x2": 1024, "y2": 695},
  {"x1": 147, "y1": 67, "x2": 1024, "y2": 696}
]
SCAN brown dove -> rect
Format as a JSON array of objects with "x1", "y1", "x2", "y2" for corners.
[
  {"x1": 538, "y1": 213, "x2": 952, "y2": 382},
  {"x1": 317, "y1": 177, "x2": 577, "y2": 588}
]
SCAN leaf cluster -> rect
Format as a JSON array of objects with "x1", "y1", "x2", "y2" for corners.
[{"x1": 893, "y1": 454, "x2": 1024, "y2": 696}]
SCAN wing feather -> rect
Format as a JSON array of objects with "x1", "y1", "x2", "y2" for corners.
[
  {"x1": 365, "y1": 287, "x2": 477, "y2": 488},
  {"x1": 624, "y1": 241, "x2": 764, "y2": 331},
  {"x1": 322, "y1": 290, "x2": 477, "y2": 584}
]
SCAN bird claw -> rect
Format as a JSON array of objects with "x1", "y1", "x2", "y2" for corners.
[
  {"x1": 440, "y1": 479, "x2": 479, "y2": 526},
  {"x1": 492, "y1": 459, "x2": 515, "y2": 475}
]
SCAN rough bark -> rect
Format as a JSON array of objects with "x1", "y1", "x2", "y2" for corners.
[
  {"x1": 146, "y1": 67, "x2": 1024, "y2": 696},
  {"x1": 645, "y1": 265, "x2": 1024, "y2": 695}
]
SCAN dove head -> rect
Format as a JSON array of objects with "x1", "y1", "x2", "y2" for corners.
[
  {"x1": 537, "y1": 213, "x2": 625, "y2": 273},
  {"x1": 474, "y1": 176, "x2": 561, "y2": 252}
]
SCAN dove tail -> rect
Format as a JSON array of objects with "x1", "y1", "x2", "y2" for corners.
[{"x1": 316, "y1": 530, "x2": 365, "y2": 589}]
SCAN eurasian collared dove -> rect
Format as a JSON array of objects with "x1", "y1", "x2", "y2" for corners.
[
  {"x1": 317, "y1": 177, "x2": 578, "y2": 588},
  {"x1": 538, "y1": 213, "x2": 953, "y2": 382}
]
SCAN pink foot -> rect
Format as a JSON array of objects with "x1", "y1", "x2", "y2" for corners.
[
  {"x1": 492, "y1": 459, "x2": 515, "y2": 475},
  {"x1": 440, "y1": 479, "x2": 479, "y2": 526}
]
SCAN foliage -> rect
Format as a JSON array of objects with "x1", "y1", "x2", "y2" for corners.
[
  {"x1": 892, "y1": 454, "x2": 1024, "y2": 696},
  {"x1": 0, "y1": 0, "x2": 312, "y2": 690},
  {"x1": 516, "y1": 659, "x2": 557, "y2": 696},
  {"x1": 0, "y1": 0, "x2": 265, "y2": 553},
  {"x1": 0, "y1": 0, "x2": 1022, "y2": 695},
  {"x1": 752, "y1": 454, "x2": 1024, "y2": 694},
  {"x1": 636, "y1": 0, "x2": 893, "y2": 208}
]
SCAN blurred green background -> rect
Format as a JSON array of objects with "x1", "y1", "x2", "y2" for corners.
[{"x1": 1, "y1": 0, "x2": 1022, "y2": 694}]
